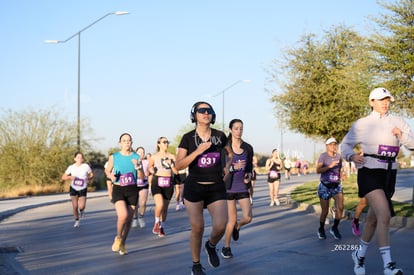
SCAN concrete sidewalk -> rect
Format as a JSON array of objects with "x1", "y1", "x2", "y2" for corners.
[{"x1": 0, "y1": 190, "x2": 108, "y2": 223}]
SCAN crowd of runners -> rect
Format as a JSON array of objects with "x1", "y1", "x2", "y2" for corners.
[{"x1": 62, "y1": 87, "x2": 413, "y2": 275}]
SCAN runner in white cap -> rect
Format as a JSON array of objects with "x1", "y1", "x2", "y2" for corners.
[{"x1": 342, "y1": 87, "x2": 414, "y2": 275}]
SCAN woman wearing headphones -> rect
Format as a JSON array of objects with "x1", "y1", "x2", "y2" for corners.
[{"x1": 175, "y1": 101, "x2": 233, "y2": 275}]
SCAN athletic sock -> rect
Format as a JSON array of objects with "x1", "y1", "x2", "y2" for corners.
[
  {"x1": 319, "y1": 221, "x2": 324, "y2": 229},
  {"x1": 358, "y1": 239, "x2": 370, "y2": 258},
  {"x1": 379, "y1": 246, "x2": 392, "y2": 268},
  {"x1": 333, "y1": 218, "x2": 340, "y2": 229}
]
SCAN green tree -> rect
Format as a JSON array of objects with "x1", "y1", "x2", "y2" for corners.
[
  {"x1": 370, "y1": 0, "x2": 414, "y2": 116},
  {"x1": 269, "y1": 25, "x2": 375, "y2": 141},
  {"x1": 0, "y1": 108, "x2": 86, "y2": 196},
  {"x1": 86, "y1": 151, "x2": 107, "y2": 168}
]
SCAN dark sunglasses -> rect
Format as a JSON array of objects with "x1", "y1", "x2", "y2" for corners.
[
  {"x1": 196, "y1": 108, "x2": 213, "y2": 114},
  {"x1": 160, "y1": 141, "x2": 169, "y2": 144}
]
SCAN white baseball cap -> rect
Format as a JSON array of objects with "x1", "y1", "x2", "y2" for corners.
[
  {"x1": 369, "y1": 87, "x2": 395, "y2": 102},
  {"x1": 325, "y1": 137, "x2": 337, "y2": 145}
]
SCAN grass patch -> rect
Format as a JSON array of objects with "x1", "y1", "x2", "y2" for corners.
[
  {"x1": 0, "y1": 183, "x2": 65, "y2": 198},
  {"x1": 290, "y1": 174, "x2": 414, "y2": 218}
]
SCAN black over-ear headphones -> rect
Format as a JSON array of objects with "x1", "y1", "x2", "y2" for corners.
[{"x1": 190, "y1": 101, "x2": 216, "y2": 124}]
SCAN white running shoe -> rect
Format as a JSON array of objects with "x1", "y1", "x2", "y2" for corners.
[
  {"x1": 270, "y1": 200, "x2": 275, "y2": 207},
  {"x1": 73, "y1": 220, "x2": 80, "y2": 228},
  {"x1": 274, "y1": 198, "x2": 280, "y2": 206},
  {"x1": 138, "y1": 217, "x2": 146, "y2": 228},
  {"x1": 383, "y1": 262, "x2": 403, "y2": 275},
  {"x1": 119, "y1": 244, "x2": 128, "y2": 256},
  {"x1": 351, "y1": 250, "x2": 365, "y2": 275},
  {"x1": 176, "y1": 204, "x2": 181, "y2": 211},
  {"x1": 131, "y1": 219, "x2": 138, "y2": 228}
]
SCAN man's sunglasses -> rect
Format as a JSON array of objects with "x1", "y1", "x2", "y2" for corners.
[{"x1": 196, "y1": 108, "x2": 214, "y2": 114}]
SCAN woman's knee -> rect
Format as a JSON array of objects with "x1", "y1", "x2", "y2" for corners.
[
  {"x1": 244, "y1": 215, "x2": 252, "y2": 224},
  {"x1": 366, "y1": 213, "x2": 378, "y2": 227},
  {"x1": 211, "y1": 216, "x2": 227, "y2": 231},
  {"x1": 191, "y1": 224, "x2": 204, "y2": 236},
  {"x1": 376, "y1": 211, "x2": 391, "y2": 225},
  {"x1": 360, "y1": 199, "x2": 367, "y2": 208},
  {"x1": 116, "y1": 208, "x2": 129, "y2": 222},
  {"x1": 320, "y1": 203, "x2": 329, "y2": 214},
  {"x1": 117, "y1": 215, "x2": 128, "y2": 224}
]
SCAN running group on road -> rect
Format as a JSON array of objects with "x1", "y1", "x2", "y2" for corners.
[{"x1": 63, "y1": 88, "x2": 412, "y2": 275}]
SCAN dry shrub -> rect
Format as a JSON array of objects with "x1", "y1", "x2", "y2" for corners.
[{"x1": 0, "y1": 183, "x2": 65, "y2": 198}]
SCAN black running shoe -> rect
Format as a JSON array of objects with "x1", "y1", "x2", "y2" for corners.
[
  {"x1": 221, "y1": 247, "x2": 233, "y2": 259},
  {"x1": 191, "y1": 263, "x2": 206, "y2": 275},
  {"x1": 330, "y1": 227, "x2": 342, "y2": 240},
  {"x1": 204, "y1": 240, "x2": 220, "y2": 268},
  {"x1": 317, "y1": 227, "x2": 326, "y2": 239},
  {"x1": 232, "y1": 223, "x2": 240, "y2": 241}
]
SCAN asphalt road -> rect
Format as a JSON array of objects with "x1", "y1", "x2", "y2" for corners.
[{"x1": 1, "y1": 171, "x2": 413, "y2": 275}]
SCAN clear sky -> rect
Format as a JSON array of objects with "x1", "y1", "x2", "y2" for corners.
[{"x1": 1, "y1": 0, "x2": 385, "y2": 160}]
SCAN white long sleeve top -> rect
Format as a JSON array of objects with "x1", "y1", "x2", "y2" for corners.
[{"x1": 341, "y1": 110, "x2": 414, "y2": 170}]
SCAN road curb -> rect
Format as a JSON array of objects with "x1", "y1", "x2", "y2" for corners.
[
  {"x1": 289, "y1": 200, "x2": 414, "y2": 229},
  {"x1": 0, "y1": 192, "x2": 107, "y2": 223}
]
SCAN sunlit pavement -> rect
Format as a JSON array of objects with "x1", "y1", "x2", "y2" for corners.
[{"x1": 0, "y1": 170, "x2": 413, "y2": 275}]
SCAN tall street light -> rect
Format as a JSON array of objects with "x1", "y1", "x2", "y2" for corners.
[
  {"x1": 213, "y1": 79, "x2": 250, "y2": 130},
  {"x1": 45, "y1": 11, "x2": 129, "y2": 151}
]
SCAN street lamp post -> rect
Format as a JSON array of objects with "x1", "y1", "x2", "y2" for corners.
[
  {"x1": 277, "y1": 111, "x2": 285, "y2": 156},
  {"x1": 45, "y1": 11, "x2": 129, "y2": 151},
  {"x1": 213, "y1": 79, "x2": 250, "y2": 130}
]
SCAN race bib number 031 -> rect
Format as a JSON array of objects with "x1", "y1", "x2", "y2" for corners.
[{"x1": 197, "y1": 152, "x2": 220, "y2": 168}]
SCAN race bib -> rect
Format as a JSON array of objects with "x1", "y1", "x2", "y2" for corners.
[
  {"x1": 119, "y1": 172, "x2": 135, "y2": 186},
  {"x1": 136, "y1": 178, "x2": 148, "y2": 187},
  {"x1": 377, "y1": 144, "x2": 399, "y2": 162},
  {"x1": 73, "y1": 177, "x2": 85, "y2": 187},
  {"x1": 327, "y1": 171, "x2": 340, "y2": 183},
  {"x1": 269, "y1": 170, "x2": 279, "y2": 179},
  {"x1": 197, "y1": 152, "x2": 220, "y2": 168},
  {"x1": 157, "y1": 176, "x2": 171, "y2": 188}
]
